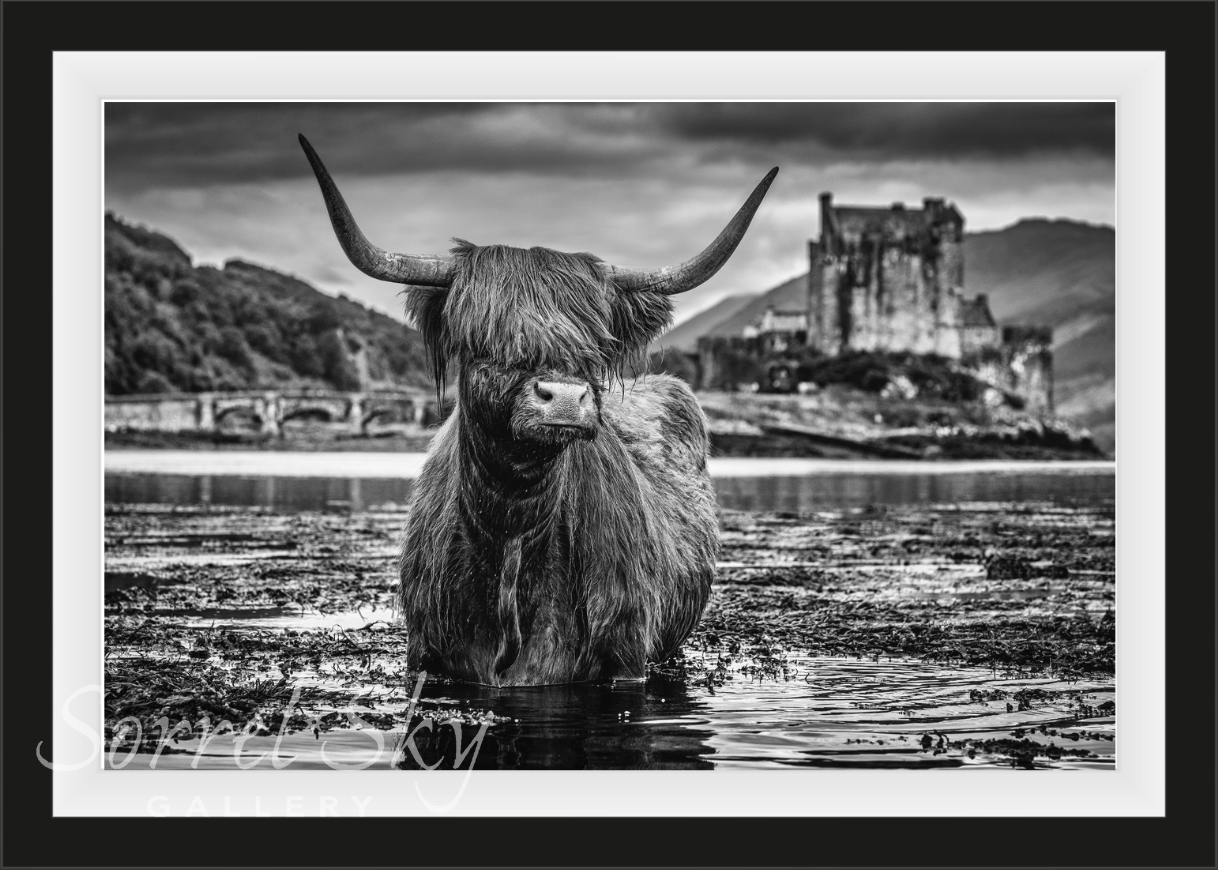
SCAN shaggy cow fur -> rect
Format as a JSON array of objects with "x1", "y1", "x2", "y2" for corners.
[{"x1": 398, "y1": 242, "x2": 719, "y2": 686}]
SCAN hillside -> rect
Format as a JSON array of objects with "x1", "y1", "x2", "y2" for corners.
[
  {"x1": 705, "y1": 273, "x2": 808, "y2": 339},
  {"x1": 104, "y1": 214, "x2": 433, "y2": 395},
  {"x1": 964, "y1": 219, "x2": 1114, "y2": 325},
  {"x1": 653, "y1": 219, "x2": 1116, "y2": 451},
  {"x1": 654, "y1": 293, "x2": 760, "y2": 352}
]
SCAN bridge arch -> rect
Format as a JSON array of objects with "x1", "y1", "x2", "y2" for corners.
[
  {"x1": 214, "y1": 404, "x2": 262, "y2": 427},
  {"x1": 281, "y1": 405, "x2": 338, "y2": 424}
]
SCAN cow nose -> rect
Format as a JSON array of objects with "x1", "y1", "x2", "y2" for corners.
[{"x1": 533, "y1": 380, "x2": 593, "y2": 425}]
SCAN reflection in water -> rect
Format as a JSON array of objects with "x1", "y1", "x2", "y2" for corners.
[
  {"x1": 105, "y1": 473, "x2": 413, "y2": 513},
  {"x1": 398, "y1": 678, "x2": 714, "y2": 770},
  {"x1": 715, "y1": 472, "x2": 1113, "y2": 511},
  {"x1": 125, "y1": 651, "x2": 1115, "y2": 771},
  {"x1": 107, "y1": 468, "x2": 1115, "y2": 512},
  {"x1": 390, "y1": 656, "x2": 1114, "y2": 771}
]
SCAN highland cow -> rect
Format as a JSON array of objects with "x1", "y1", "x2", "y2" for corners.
[{"x1": 300, "y1": 134, "x2": 778, "y2": 686}]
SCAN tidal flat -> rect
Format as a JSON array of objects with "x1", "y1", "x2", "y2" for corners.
[{"x1": 104, "y1": 499, "x2": 1115, "y2": 770}]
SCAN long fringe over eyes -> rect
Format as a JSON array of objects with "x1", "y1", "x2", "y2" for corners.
[{"x1": 402, "y1": 241, "x2": 675, "y2": 398}]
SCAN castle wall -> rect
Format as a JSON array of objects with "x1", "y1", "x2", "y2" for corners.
[
  {"x1": 933, "y1": 294, "x2": 962, "y2": 358},
  {"x1": 932, "y1": 237, "x2": 963, "y2": 358},
  {"x1": 1002, "y1": 327, "x2": 1054, "y2": 413},
  {"x1": 960, "y1": 328, "x2": 1053, "y2": 413},
  {"x1": 814, "y1": 241, "x2": 962, "y2": 359},
  {"x1": 938, "y1": 235, "x2": 964, "y2": 290},
  {"x1": 806, "y1": 243, "x2": 824, "y2": 349},
  {"x1": 959, "y1": 324, "x2": 1000, "y2": 356},
  {"x1": 848, "y1": 248, "x2": 876, "y2": 352},
  {"x1": 761, "y1": 331, "x2": 806, "y2": 354},
  {"x1": 810, "y1": 258, "x2": 847, "y2": 356},
  {"x1": 878, "y1": 248, "x2": 938, "y2": 355},
  {"x1": 697, "y1": 335, "x2": 766, "y2": 391}
]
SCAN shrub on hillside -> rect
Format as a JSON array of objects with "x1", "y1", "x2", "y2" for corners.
[
  {"x1": 797, "y1": 350, "x2": 988, "y2": 402},
  {"x1": 103, "y1": 213, "x2": 434, "y2": 395}
]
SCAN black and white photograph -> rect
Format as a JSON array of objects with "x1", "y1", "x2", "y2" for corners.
[
  {"x1": 100, "y1": 100, "x2": 1119, "y2": 774},
  {"x1": 6, "y1": 0, "x2": 1214, "y2": 860}
]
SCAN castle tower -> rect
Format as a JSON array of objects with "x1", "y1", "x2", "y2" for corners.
[
  {"x1": 807, "y1": 192, "x2": 846, "y2": 354},
  {"x1": 925, "y1": 197, "x2": 964, "y2": 357},
  {"x1": 808, "y1": 191, "x2": 964, "y2": 359}
]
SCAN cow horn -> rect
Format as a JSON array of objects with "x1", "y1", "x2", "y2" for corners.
[
  {"x1": 605, "y1": 167, "x2": 779, "y2": 296},
  {"x1": 298, "y1": 134, "x2": 455, "y2": 288}
]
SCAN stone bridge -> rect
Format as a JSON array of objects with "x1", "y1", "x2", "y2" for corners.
[{"x1": 105, "y1": 389, "x2": 444, "y2": 435}]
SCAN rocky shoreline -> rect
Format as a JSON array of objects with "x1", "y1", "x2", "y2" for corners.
[{"x1": 107, "y1": 385, "x2": 1107, "y2": 460}]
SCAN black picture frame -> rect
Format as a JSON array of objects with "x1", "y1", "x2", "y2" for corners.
[{"x1": 3, "y1": 1, "x2": 1214, "y2": 868}]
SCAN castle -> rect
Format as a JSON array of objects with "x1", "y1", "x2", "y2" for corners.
[{"x1": 696, "y1": 193, "x2": 1054, "y2": 412}]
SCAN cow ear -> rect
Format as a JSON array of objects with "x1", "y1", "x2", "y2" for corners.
[
  {"x1": 402, "y1": 285, "x2": 453, "y2": 385},
  {"x1": 401, "y1": 284, "x2": 449, "y2": 330},
  {"x1": 609, "y1": 283, "x2": 675, "y2": 357}
]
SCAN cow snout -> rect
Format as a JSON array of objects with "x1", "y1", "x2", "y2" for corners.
[{"x1": 532, "y1": 380, "x2": 595, "y2": 430}]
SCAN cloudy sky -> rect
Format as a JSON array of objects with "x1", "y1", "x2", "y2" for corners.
[{"x1": 105, "y1": 102, "x2": 1114, "y2": 325}]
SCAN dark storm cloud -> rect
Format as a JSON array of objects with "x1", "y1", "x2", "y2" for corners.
[
  {"x1": 647, "y1": 102, "x2": 1115, "y2": 158},
  {"x1": 104, "y1": 102, "x2": 661, "y2": 191},
  {"x1": 104, "y1": 102, "x2": 1113, "y2": 194}
]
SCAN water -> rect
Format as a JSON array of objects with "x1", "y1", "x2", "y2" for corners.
[
  {"x1": 105, "y1": 451, "x2": 1115, "y2": 512},
  {"x1": 115, "y1": 611, "x2": 1115, "y2": 771},
  {"x1": 105, "y1": 451, "x2": 1115, "y2": 770}
]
